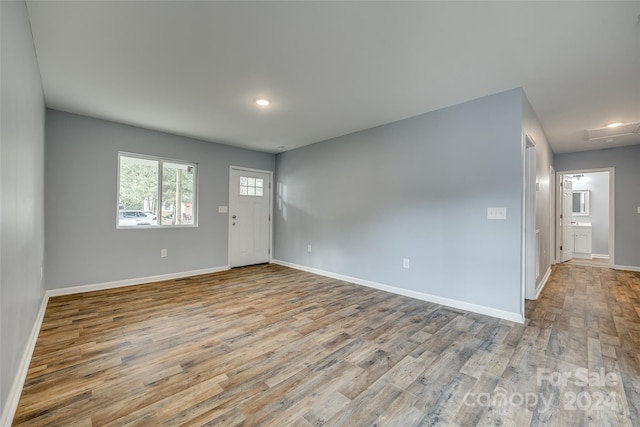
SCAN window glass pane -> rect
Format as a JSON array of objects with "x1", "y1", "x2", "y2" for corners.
[
  {"x1": 119, "y1": 156, "x2": 159, "y2": 226},
  {"x1": 256, "y1": 179, "x2": 263, "y2": 188},
  {"x1": 180, "y1": 168, "x2": 195, "y2": 225},
  {"x1": 162, "y1": 163, "x2": 177, "y2": 225},
  {"x1": 118, "y1": 153, "x2": 197, "y2": 228},
  {"x1": 248, "y1": 177, "x2": 255, "y2": 186},
  {"x1": 240, "y1": 176, "x2": 248, "y2": 186},
  {"x1": 240, "y1": 186, "x2": 248, "y2": 195},
  {"x1": 256, "y1": 187, "x2": 263, "y2": 196},
  {"x1": 248, "y1": 187, "x2": 256, "y2": 196},
  {"x1": 162, "y1": 162, "x2": 195, "y2": 225}
]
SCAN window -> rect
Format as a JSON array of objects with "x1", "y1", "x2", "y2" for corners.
[
  {"x1": 572, "y1": 190, "x2": 589, "y2": 216},
  {"x1": 118, "y1": 153, "x2": 197, "y2": 227},
  {"x1": 239, "y1": 176, "x2": 264, "y2": 197}
]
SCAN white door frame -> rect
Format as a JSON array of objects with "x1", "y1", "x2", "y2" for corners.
[
  {"x1": 555, "y1": 167, "x2": 615, "y2": 268},
  {"x1": 522, "y1": 135, "x2": 537, "y2": 302},
  {"x1": 549, "y1": 165, "x2": 556, "y2": 266},
  {"x1": 228, "y1": 166, "x2": 274, "y2": 267},
  {"x1": 559, "y1": 177, "x2": 574, "y2": 263}
]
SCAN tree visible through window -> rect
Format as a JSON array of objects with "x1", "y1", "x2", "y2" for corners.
[{"x1": 118, "y1": 153, "x2": 197, "y2": 227}]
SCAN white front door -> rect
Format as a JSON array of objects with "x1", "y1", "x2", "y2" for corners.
[
  {"x1": 561, "y1": 177, "x2": 573, "y2": 262},
  {"x1": 229, "y1": 167, "x2": 271, "y2": 268}
]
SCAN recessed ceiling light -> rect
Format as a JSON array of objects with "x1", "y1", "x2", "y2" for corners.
[
  {"x1": 255, "y1": 98, "x2": 271, "y2": 107},
  {"x1": 585, "y1": 121, "x2": 640, "y2": 141}
]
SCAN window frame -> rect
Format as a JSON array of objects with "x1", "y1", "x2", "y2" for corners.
[
  {"x1": 117, "y1": 152, "x2": 199, "y2": 229},
  {"x1": 571, "y1": 189, "x2": 590, "y2": 216}
]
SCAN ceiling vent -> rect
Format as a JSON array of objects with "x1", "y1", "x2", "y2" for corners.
[{"x1": 584, "y1": 122, "x2": 640, "y2": 141}]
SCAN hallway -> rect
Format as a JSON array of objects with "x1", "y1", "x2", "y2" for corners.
[{"x1": 526, "y1": 263, "x2": 640, "y2": 424}]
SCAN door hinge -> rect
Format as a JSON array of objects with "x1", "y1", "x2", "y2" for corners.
[
  {"x1": 560, "y1": 214, "x2": 563, "y2": 219},
  {"x1": 560, "y1": 245, "x2": 563, "y2": 251},
  {"x1": 268, "y1": 249, "x2": 271, "y2": 254}
]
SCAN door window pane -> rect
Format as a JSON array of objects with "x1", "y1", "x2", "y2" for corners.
[{"x1": 240, "y1": 176, "x2": 264, "y2": 197}]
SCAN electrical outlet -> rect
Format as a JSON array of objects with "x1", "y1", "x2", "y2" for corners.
[
  {"x1": 487, "y1": 207, "x2": 507, "y2": 220},
  {"x1": 307, "y1": 244, "x2": 312, "y2": 253},
  {"x1": 403, "y1": 258, "x2": 410, "y2": 269},
  {"x1": 161, "y1": 249, "x2": 167, "y2": 258}
]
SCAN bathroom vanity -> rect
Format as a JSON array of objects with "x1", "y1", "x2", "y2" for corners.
[{"x1": 572, "y1": 222, "x2": 592, "y2": 259}]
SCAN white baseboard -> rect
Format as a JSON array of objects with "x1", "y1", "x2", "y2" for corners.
[
  {"x1": 272, "y1": 259, "x2": 524, "y2": 324},
  {"x1": 614, "y1": 265, "x2": 640, "y2": 272},
  {"x1": 1, "y1": 265, "x2": 229, "y2": 425},
  {"x1": 46, "y1": 266, "x2": 229, "y2": 297},
  {"x1": 535, "y1": 266, "x2": 553, "y2": 299},
  {"x1": 592, "y1": 254, "x2": 609, "y2": 260},
  {"x1": 0, "y1": 293, "x2": 49, "y2": 426}
]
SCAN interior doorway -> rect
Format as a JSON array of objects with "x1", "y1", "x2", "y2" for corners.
[
  {"x1": 523, "y1": 136, "x2": 536, "y2": 300},
  {"x1": 549, "y1": 165, "x2": 556, "y2": 266},
  {"x1": 556, "y1": 168, "x2": 614, "y2": 268},
  {"x1": 560, "y1": 176, "x2": 573, "y2": 263}
]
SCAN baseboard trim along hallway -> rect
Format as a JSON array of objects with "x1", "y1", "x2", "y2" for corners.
[
  {"x1": 46, "y1": 265, "x2": 230, "y2": 297},
  {"x1": 272, "y1": 260, "x2": 524, "y2": 323},
  {"x1": 0, "y1": 295, "x2": 49, "y2": 426}
]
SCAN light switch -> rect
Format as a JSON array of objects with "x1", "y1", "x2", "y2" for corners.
[
  {"x1": 488, "y1": 207, "x2": 507, "y2": 220},
  {"x1": 218, "y1": 206, "x2": 228, "y2": 213},
  {"x1": 637, "y1": 206, "x2": 640, "y2": 214}
]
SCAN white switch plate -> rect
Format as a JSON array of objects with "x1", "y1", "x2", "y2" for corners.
[
  {"x1": 218, "y1": 206, "x2": 228, "y2": 213},
  {"x1": 637, "y1": 206, "x2": 640, "y2": 214},
  {"x1": 488, "y1": 207, "x2": 507, "y2": 220},
  {"x1": 307, "y1": 244, "x2": 312, "y2": 253},
  {"x1": 161, "y1": 249, "x2": 167, "y2": 258},
  {"x1": 403, "y1": 258, "x2": 410, "y2": 269}
]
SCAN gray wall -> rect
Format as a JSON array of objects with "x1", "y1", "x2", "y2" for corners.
[
  {"x1": 556, "y1": 146, "x2": 640, "y2": 268},
  {"x1": 275, "y1": 88, "x2": 528, "y2": 315},
  {"x1": 45, "y1": 110, "x2": 275, "y2": 289},
  {"x1": 572, "y1": 171, "x2": 609, "y2": 256},
  {"x1": 0, "y1": 0, "x2": 46, "y2": 415}
]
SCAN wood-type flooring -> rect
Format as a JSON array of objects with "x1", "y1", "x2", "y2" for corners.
[{"x1": 12, "y1": 263, "x2": 640, "y2": 426}]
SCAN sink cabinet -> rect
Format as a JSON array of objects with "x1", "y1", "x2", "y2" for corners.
[{"x1": 573, "y1": 225, "x2": 592, "y2": 259}]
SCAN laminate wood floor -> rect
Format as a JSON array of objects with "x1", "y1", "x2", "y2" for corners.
[
  {"x1": 567, "y1": 258, "x2": 609, "y2": 268},
  {"x1": 12, "y1": 263, "x2": 640, "y2": 426}
]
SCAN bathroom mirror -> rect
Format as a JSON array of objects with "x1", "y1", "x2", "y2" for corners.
[{"x1": 572, "y1": 190, "x2": 589, "y2": 216}]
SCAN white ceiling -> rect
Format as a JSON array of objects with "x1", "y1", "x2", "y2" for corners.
[{"x1": 25, "y1": 1, "x2": 640, "y2": 154}]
